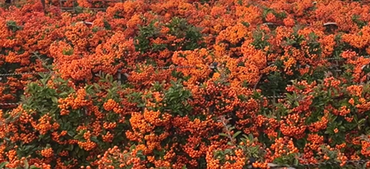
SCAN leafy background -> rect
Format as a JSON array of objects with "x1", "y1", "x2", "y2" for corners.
[{"x1": 1, "y1": 0, "x2": 370, "y2": 168}]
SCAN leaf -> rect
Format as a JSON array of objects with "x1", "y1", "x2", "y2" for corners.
[
  {"x1": 51, "y1": 97, "x2": 58, "y2": 104},
  {"x1": 67, "y1": 145, "x2": 74, "y2": 151},
  {"x1": 358, "y1": 118, "x2": 366, "y2": 125},
  {"x1": 224, "y1": 148, "x2": 233, "y2": 154},
  {"x1": 30, "y1": 166, "x2": 41, "y2": 169},
  {"x1": 0, "y1": 162, "x2": 9, "y2": 168},
  {"x1": 293, "y1": 158, "x2": 299, "y2": 166},
  {"x1": 24, "y1": 159, "x2": 29, "y2": 169},
  {"x1": 68, "y1": 130, "x2": 75, "y2": 137},
  {"x1": 249, "y1": 146, "x2": 259, "y2": 154},
  {"x1": 90, "y1": 136, "x2": 99, "y2": 143},
  {"x1": 219, "y1": 133, "x2": 229, "y2": 138},
  {"x1": 227, "y1": 142, "x2": 234, "y2": 146},
  {"x1": 60, "y1": 92, "x2": 69, "y2": 97},
  {"x1": 232, "y1": 131, "x2": 242, "y2": 139}
]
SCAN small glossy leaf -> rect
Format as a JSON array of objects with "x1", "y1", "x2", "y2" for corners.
[{"x1": 232, "y1": 131, "x2": 242, "y2": 139}]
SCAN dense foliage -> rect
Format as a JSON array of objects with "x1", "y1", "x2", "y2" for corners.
[{"x1": 1, "y1": 0, "x2": 370, "y2": 168}]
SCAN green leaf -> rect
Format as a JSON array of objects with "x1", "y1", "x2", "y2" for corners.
[
  {"x1": 68, "y1": 130, "x2": 75, "y2": 137},
  {"x1": 24, "y1": 159, "x2": 29, "y2": 169},
  {"x1": 0, "y1": 162, "x2": 9, "y2": 169},
  {"x1": 51, "y1": 97, "x2": 58, "y2": 104},
  {"x1": 293, "y1": 157, "x2": 300, "y2": 166},
  {"x1": 219, "y1": 133, "x2": 229, "y2": 138},
  {"x1": 67, "y1": 144, "x2": 74, "y2": 151},
  {"x1": 224, "y1": 148, "x2": 233, "y2": 154},
  {"x1": 90, "y1": 136, "x2": 99, "y2": 143},
  {"x1": 30, "y1": 166, "x2": 41, "y2": 169},
  {"x1": 232, "y1": 131, "x2": 242, "y2": 139},
  {"x1": 358, "y1": 118, "x2": 366, "y2": 125}
]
